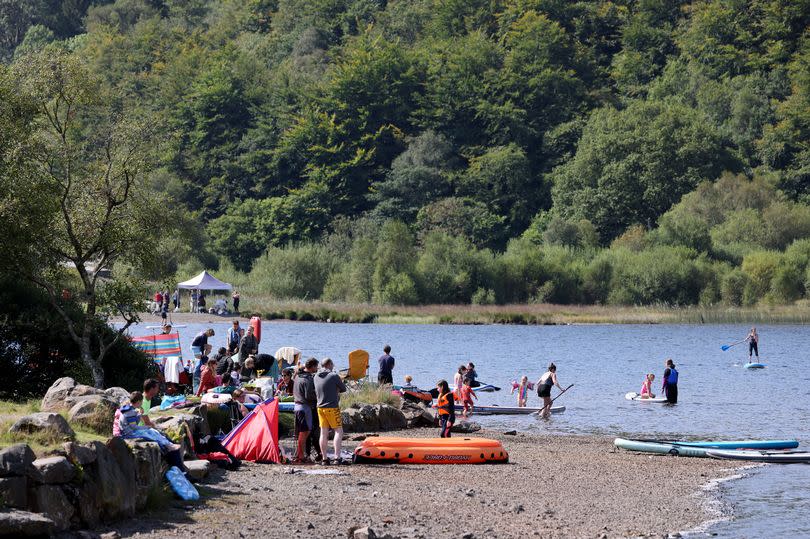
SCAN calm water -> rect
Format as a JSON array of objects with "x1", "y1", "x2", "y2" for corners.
[{"x1": 127, "y1": 321, "x2": 810, "y2": 535}]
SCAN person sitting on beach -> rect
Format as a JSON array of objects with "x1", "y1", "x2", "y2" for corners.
[
  {"x1": 537, "y1": 363, "x2": 563, "y2": 419},
  {"x1": 114, "y1": 391, "x2": 180, "y2": 453},
  {"x1": 435, "y1": 380, "x2": 455, "y2": 438},
  {"x1": 231, "y1": 388, "x2": 261, "y2": 416},
  {"x1": 639, "y1": 373, "x2": 656, "y2": 399},
  {"x1": 196, "y1": 358, "x2": 218, "y2": 396},
  {"x1": 459, "y1": 378, "x2": 477, "y2": 417},
  {"x1": 511, "y1": 376, "x2": 533, "y2": 407},
  {"x1": 140, "y1": 379, "x2": 160, "y2": 427},
  {"x1": 215, "y1": 346, "x2": 233, "y2": 377}
]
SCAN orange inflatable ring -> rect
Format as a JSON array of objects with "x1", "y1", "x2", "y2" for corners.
[{"x1": 353, "y1": 437, "x2": 508, "y2": 464}]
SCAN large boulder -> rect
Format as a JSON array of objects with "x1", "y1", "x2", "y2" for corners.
[
  {"x1": 31, "y1": 485, "x2": 75, "y2": 531},
  {"x1": 341, "y1": 404, "x2": 407, "y2": 433},
  {"x1": 0, "y1": 509, "x2": 56, "y2": 537},
  {"x1": 9, "y1": 413, "x2": 75, "y2": 442},
  {"x1": 63, "y1": 442, "x2": 98, "y2": 466},
  {"x1": 41, "y1": 377, "x2": 77, "y2": 412},
  {"x1": 82, "y1": 441, "x2": 135, "y2": 520},
  {"x1": 184, "y1": 460, "x2": 212, "y2": 481},
  {"x1": 67, "y1": 395, "x2": 118, "y2": 433},
  {"x1": 451, "y1": 421, "x2": 481, "y2": 433},
  {"x1": 125, "y1": 441, "x2": 163, "y2": 510},
  {"x1": 399, "y1": 402, "x2": 435, "y2": 428},
  {"x1": 0, "y1": 476, "x2": 28, "y2": 508},
  {"x1": 104, "y1": 387, "x2": 131, "y2": 406},
  {"x1": 0, "y1": 444, "x2": 36, "y2": 477},
  {"x1": 32, "y1": 456, "x2": 76, "y2": 484}
]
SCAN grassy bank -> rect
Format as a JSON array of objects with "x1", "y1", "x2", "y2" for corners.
[
  {"x1": 225, "y1": 299, "x2": 810, "y2": 325},
  {"x1": 0, "y1": 400, "x2": 108, "y2": 454}
]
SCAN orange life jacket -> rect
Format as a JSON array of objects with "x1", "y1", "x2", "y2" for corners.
[{"x1": 437, "y1": 393, "x2": 451, "y2": 416}]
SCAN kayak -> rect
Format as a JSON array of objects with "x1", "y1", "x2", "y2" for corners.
[
  {"x1": 614, "y1": 438, "x2": 713, "y2": 457},
  {"x1": 744, "y1": 362, "x2": 766, "y2": 369},
  {"x1": 635, "y1": 439, "x2": 799, "y2": 450},
  {"x1": 452, "y1": 404, "x2": 565, "y2": 415},
  {"x1": 428, "y1": 383, "x2": 501, "y2": 398},
  {"x1": 625, "y1": 392, "x2": 668, "y2": 403},
  {"x1": 706, "y1": 449, "x2": 810, "y2": 464},
  {"x1": 353, "y1": 436, "x2": 509, "y2": 464}
]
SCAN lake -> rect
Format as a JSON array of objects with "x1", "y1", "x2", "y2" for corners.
[{"x1": 125, "y1": 320, "x2": 810, "y2": 536}]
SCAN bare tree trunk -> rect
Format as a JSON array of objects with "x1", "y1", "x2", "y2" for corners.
[{"x1": 81, "y1": 328, "x2": 105, "y2": 388}]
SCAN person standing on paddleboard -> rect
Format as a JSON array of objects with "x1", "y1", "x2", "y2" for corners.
[
  {"x1": 746, "y1": 327, "x2": 759, "y2": 361},
  {"x1": 537, "y1": 363, "x2": 563, "y2": 419},
  {"x1": 662, "y1": 359, "x2": 678, "y2": 404}
]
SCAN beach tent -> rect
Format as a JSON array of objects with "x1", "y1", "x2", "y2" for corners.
[
  {"x1": 221, "y1": 399, "x2": 281, "y2": 463},
  {"x1": 177, "y1": 271, "x2": 232, "y2": 312}
]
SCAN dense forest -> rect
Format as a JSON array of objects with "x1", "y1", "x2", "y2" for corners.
[{"x1": 3, "y1": 0, "x2": 810, "y2": 309}]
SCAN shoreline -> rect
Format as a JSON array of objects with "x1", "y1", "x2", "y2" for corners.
[
  {"x1": 124, "y1": 302, "x2": 810, "y2": 326},
  {"x1": 104, "y1": 429, "x2": 744, "y2": 539}
]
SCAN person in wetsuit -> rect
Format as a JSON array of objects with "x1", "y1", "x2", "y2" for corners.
[
  {"x1": 536, "y1": 363, "x2": 563, "y2": 419},
  {"x1": 746, "y1": 327, "x2": 759, "y2": 361},
  {"x1": 435, "y1": 379, "x2": 456, "y2": 438},
  {"x1": 662, "y1": 358, "x2": 678, "y2": 404}
]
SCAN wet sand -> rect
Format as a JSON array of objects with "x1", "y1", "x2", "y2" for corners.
[{"x1": 107, "y1": 429, "x2": 741, "y2": 539}]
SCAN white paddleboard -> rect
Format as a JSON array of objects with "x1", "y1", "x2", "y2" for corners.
[{"x1": 625, "y1": 392, "x2": 667, "y2": 403}]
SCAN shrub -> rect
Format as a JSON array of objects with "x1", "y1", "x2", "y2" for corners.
[
  {"x1": 720, "y1": 268, "x2": 748, "y2": 306},
  {"x1": 741, "y1": 251, "x2": 782, "y2": 304},
  {"x1": 249, "y1": 244, "x2": 335, "y2": 300}
]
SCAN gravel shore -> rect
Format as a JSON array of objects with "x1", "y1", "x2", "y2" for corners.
[{"x1": 106, "y1": 429, "x2": 740, "y2": 539}]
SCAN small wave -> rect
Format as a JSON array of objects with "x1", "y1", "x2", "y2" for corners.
[{"x1": 681, "y1": 465, "x2": 762, "y2": 537}]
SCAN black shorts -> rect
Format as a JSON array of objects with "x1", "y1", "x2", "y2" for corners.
[
  {"x1": 538, "y1": 386, "x2": 551, "y2": 398},
  {"x1": 294, "y1": 407, "x2": 313, "y2": 434},
  {"x1": 378, "y1": 373, "x2": 393, "y2": 385}
]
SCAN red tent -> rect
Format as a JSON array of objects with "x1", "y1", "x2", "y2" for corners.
[{"x1": 222, "y1": 399, "x2": 281, "y2": 463}]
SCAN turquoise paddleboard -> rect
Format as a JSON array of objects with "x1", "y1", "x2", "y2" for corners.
[{"x1": 744, "y1": 362, "x2": 766, "y2": 369}]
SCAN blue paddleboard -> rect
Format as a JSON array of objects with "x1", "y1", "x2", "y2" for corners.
[
  {"x1": 166, "y1": 466, "x2": 199, "y2": 501},
  {"x1": 744, "y1": 362, "x2": 766, "y2": 369}
]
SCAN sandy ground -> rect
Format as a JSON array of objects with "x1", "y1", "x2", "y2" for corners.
[{"x1": 104, "y1": 429, "x2": 741, "y2": 539}]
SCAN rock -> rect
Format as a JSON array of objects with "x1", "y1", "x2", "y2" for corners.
[
  {"x1": 107, "y1": 437, "x2": 137, "y2": 508},
  {"x1": 9, "y1": 413, "x2": 76, "y2": 441},
  {"x1": 399, "y1": 402, "x2": 434, "y2": 428},
  {"x1": 184, "y1": 460, "x2": 212, "y2": 481},
  {"x1": 71, "y1": 384, "x2": 104, "y2": 399},
  {"x1": 0, "y1": 476, "x2": 28, "y2": 508},
  {"x1": 0, "y1": 443, "x2": 36, "y2": 477},
  {"x1": 83, "y1": 440, "x2": 135, "y2": 520},
  {"x1": 31, "y1": 485, "x2": 75, "y2": 531},
  {"x1": 67, "y1": 395, "x2": 117, "y2": 433},
  {"x1": 32, "y1": 456, "x2": 76, "y2": 484},
  {"x1": 0, "y1": 508, "x2": 56, "y2": 537},
  {"x1": 125, "y1": 441, "x2": 163, "y2": 510},
  {"x1": 63, "y1": 442, "x2": 97, "y2": 466},
  {"x1": 341, "y1": 404, "x2": 408, "y2": 433},
  {"x1": 353, "y1": 527, "x2": 377, "y2": 539},
  {"x1": 41, "y1": 377, "x2": 78, "y2": 412},
  {"x1": 503, "y1": 430, "x2": 517, "y2": 436},
  {"x1": 451, "y1": 421, "x2": 481, "y2": 433},
  {"x1": 104, "y1": 387, "x2": 131, "y2": 405}
]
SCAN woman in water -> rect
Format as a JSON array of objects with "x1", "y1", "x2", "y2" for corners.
[
  {"x1": 435, "y1": 380, "x2": 456, "y2": 438},
  {"x1": 746, "y1": 327, "x2": 759, "y2": 361},
  {"x1": 536, "y1": 363, "x2": 563, "y2": 418},
  {"x1": 662, "y1": 359, "x2": 678, "y2": 404}
]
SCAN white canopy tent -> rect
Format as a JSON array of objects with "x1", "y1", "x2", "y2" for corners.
[{"x1": 177, "y1": 271, "x2": 232, "y2": 312}]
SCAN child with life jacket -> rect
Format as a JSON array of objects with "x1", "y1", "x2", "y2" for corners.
[
  {"x1": 435, "y1": 380, "x2": 456, "y2": 438},
  {"x1": 511, "y1": 376, "x2": 534, "y2": 407},
  {"x1": 459, "y1": 378, "x2": 477, "y2": 417}
]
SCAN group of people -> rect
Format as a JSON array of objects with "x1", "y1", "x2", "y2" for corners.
[
  {"x1": 151, "y1": 290, "x2": 178, "y2": 321},
  {"x1": 638, "y1": 358, "x2": 679, "y2": 403},
  {"x1": 150, "y1": 289, "x2": 242, "y2": 316}
]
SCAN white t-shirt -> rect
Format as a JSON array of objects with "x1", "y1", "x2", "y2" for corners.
[{"x1": 164, "y1": 356, "x2": 183, "y2": 384}]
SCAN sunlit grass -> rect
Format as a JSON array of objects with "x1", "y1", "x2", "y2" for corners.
[{"x1": 340, "y1": 383, "x2": 401, "y2": 410}]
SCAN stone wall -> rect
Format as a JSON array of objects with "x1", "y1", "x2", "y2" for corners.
[{"x1": 0, "y1": 439, "x2": 163, "y2": 536}]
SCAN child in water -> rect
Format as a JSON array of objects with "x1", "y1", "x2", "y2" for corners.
[
  {"x1": 459, "y1": 378, "x2": 477, "y2": 417},
  {"x1": 639, "y1": 373, "x2": 656, "y2": 399},
  {"x1": 511, "y1": 376, "x2": 534, "y2": 407}
]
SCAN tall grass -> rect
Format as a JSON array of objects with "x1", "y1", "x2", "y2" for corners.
[{"x1": 340, "y1": 384, "x2": 402, "y2": 410}]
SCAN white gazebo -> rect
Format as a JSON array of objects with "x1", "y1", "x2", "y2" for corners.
[{"x1": 177, "y1": 271, "x2": 232, "y2": 312}]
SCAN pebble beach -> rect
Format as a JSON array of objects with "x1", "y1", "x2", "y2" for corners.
[{"x1": 107, "y1": 429, "x2": 742, "y2": 539}]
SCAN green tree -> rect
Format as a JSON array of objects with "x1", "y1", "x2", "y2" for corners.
[{"x1": 0, "y1": 49, "x2": 165, "y2": 388}]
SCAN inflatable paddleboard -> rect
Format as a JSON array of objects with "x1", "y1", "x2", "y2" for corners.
[
  {"x1": 249, "y1": 316, "x2": 262, "y2": 344},
  {"x1": 632, "y1": 439, "x2": 799, "y2": 450},
  {"x1": 614, "y1": 438, "x2": 712, "y2": 457},
  {"x1": 744, "y1": 362, "x2": 766, "y2": 369},
  {"x1": 625, "y1": 392, "x2": 667, "y2": 403},
  {"x1": 166, "y1": 466, "x2": 199, "y2": 500},
  {"x1": 429, "y1": 384, "x2": 500, "y2": 398},
  {"x1": 452, "y1": 404, "x2": 565, "y2": 415},
  {"x1": 706, "y1": 449, "x2": 810, "y2": 463},
  {"x1": 353, "y1": 437, "x2": 508, "y2": 464}
]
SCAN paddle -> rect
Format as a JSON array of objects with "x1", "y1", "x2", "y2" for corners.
[
  {"x1": 551, "y1": 383, "x2": 574, "y2": 404},
  {"x1": 721, "y1": 340, "x2": 745, "y2": 351}
]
